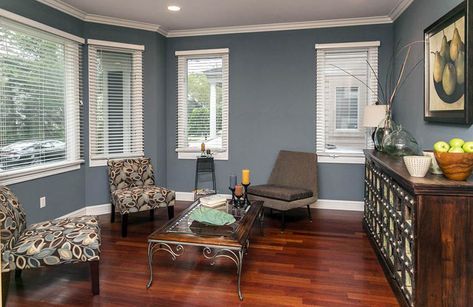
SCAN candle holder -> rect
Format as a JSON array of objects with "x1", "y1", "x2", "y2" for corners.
[
  {"x1": 242, "y1": 183, "x2": 251, "y2": 207},
  {"x1": 234, "y1": 194, "x2": 244, "y2": 208},
  {"x1": 229, "y1": 187, "x2": 236, "y2": 204}
]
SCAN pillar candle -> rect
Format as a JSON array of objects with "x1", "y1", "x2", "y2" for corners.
[
  {"x1": 229, "y1": 175, "x2": 237, "y2": 188},
  {"x1": 234, "y1": 185, "x2": 244, "y2": 197},
  {"x1": 242, "y1": 169, "x2": 250, "y2": 185}
]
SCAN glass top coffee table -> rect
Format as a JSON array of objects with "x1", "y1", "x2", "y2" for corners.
[{"x1": 146, "y1": 200, "x2": 264, "y2": 300}]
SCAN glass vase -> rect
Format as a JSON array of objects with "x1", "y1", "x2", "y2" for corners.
[
  {"x1": 381, "y1": 124, "x2": 422, "y2": 156},
  {"x1": 374, "y1": 114, "x2": 395, "y2": 151}
]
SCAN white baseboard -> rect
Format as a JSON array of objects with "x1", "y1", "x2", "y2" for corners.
[
  {"x1": 57, "y1": 194, "x2": 363, "y2": 220},
  {"x1": 311, "y1": 199, "x2": 364, "y2": 211},
  {"x1": 176, "y1": 192, "x2": 363, "y2": 212},
  {"x1": 59, "y1": 207, "x2": 87, "y2": 219},
  {"x1": 58, "y1": 203, "x2": 111, "y2": 219},
  {"x1": 175, "y1": 191, "x2": 195, "y2": 201}
]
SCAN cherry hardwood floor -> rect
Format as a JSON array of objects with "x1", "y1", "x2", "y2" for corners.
[{"x1": 5, "y1": 202, "x2": 398, "y2": 306}]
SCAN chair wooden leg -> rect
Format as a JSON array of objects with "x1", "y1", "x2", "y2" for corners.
[
  {"x1": 167, "y1": 206, "x2": 174, "y2": 219},
  {"x1": 150, "y1": 209, "x2": 155, "y2": 221},
  {"x1": 15, "y1": 269, "x2": 22, "y2": 280},
  {"x1": 2, "y1": 271, "x2": 10, "y2": 307},
  {"x1": 111, "y1": 204, "x2": 116, "y2": 223},
  {"x1": 89, "y1": 261, "x2": 100, "y2": 295},
  {"x1": 281, "y1": 211, "x2": 286, "y2": 232},
  {"x1": 121, "y1": 214, "x2": 128, "y2": 237},
  {"x1": 307, "y1": 205, "x2": 312, "y2": 222}
]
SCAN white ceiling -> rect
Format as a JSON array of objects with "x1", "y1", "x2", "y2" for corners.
[{"x1": 58, "y1": 0, "x2": 408, "y2": 32}]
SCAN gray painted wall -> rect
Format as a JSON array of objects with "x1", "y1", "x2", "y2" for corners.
[
  {"x1": 83, "y1": 23, "x2": 167, "y2": 206},
  {"x1": 0, "y1": 0, "x2": 167, "y2": 222},
  {"x1": 393, "y1": 0, "x2": 472, "y2": 148},
  {"x1": 1, "y1": 1, "x2": 397, "y2": 222},
  {"x1": 165, "y1": 25, "x2": 394, "y2": 201}
]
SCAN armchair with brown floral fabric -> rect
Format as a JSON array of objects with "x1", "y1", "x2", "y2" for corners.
[
  {"x1": 0, "y1": 186, "x2": 101, "y2": 306},
  {"x1": 107, "y1": 157, "x2": 175, "y2": 237}
]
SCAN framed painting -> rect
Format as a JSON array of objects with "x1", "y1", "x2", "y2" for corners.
[{"x1": 424, "y1": 1, "x2": 472, "y2": 124}]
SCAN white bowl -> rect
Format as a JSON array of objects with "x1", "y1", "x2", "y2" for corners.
[{"x1": 403, "y1": 156, "x2": 432, "y2": 177}]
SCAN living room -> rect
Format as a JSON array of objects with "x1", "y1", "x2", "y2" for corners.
[{"x1": 1, "y1": 0, "x2": 472, "y2": 306}]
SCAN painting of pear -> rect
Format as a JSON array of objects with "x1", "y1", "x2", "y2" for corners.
[
  {"x1": 433, "y1": 51, "x2": 446, "y2": 83},
  {"x1": 450, "y1": 27, "x2": 464, "y2": 61},
  {"x1": 428, "y1": 14, "x2": 465, "y2": 110},
  {"x1": 442, "y1": 63, "x2": 457, "y2": 96},
  {"x1": 440, "y1": 34, "x2": 450, "y2": 60},
  {"x1": 456, "y1": 49, "x2": 465, "y2": 85}
]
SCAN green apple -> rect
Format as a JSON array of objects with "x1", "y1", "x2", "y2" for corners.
[
  {"x1": 462, "y1": 141, "x2": 473, "y2": 153},
  {"x1": 449, "y1": 138, "x2": 465, "y2": 148},
  {"x1": 448, "y1": 146, "x2": 465, "y2": 153},
  {"x1": 433, "y1": 141, "x2": 450, "y2": 152}
]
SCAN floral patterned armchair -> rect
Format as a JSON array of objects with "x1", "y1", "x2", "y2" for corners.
[
  {"x1": 108, "y1": 157, "x2": 175, "y2": 237},
  {"x1": 0, "y1": 186, "x2": 101, "y2": 304}
]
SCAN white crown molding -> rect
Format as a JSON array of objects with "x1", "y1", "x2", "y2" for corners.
[
  {"x1": 36, "y1": 0, "x2": 86, "y2": 20},
  {"x1": 35, "y1": 0, "x2": 169, "y2": 36},
  {"x1": 166, "y1": 16, "x2": 392, "y2": 38},
  {"x1": 35, "y1": 0, "x2": 414, "y2": 38},
  {"x1": 84, "y1": 14, "x2": 168, "y2": 36},
  {"x1": 389, "y1": 0, "x2": 415, "y2": 21}
]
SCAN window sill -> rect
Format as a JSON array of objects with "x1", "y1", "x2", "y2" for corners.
[
  {"x1": 0, "y1": 160, "x2": 83, "y2": 185},
  {"x1": 178, "y1": 151, "x2": 228, "y2": 161},
  {"x1": 317, "y1": 152, "x2": 365, "y2": 164},
  {"x1": 89, "y1": 154, "x2": 144, "y2": 167}
]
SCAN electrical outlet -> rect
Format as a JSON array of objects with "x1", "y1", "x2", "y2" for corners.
[{"x1": 40, "y1": 196, "x2": 46, "y2": 208}]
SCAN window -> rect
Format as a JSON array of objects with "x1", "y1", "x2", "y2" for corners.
[
  {"x1": 0, "y1": 15, "x2": 83, "y2": 184},
  {"x1": 175, "y1": 48, "x2": 229, "y2": 160},
  {"x1": 316, "y1": 41, "x2": 380, "y2": 164},
  {"x1": 88, "y1": 40, "x2": 144, "y2": 166}
]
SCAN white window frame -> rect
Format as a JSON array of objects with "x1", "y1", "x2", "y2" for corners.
[
  {"x1": 175, "y1": 48, "x2": 229, "y2": 160},
  {"x1": 315, "y1": 41, "x2": 380, "y2": 164},
  {"x1": 0, "y1": 10, "x2": 84, "y2": 185},
  {"x1": 87, "y1": 39, "x2": 145, "y2": 167}
]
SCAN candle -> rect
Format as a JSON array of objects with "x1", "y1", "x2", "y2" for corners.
[
  {"x1": 229, "y1": 175, "x2": 237, "y2": 188},
  {"x1": 234, "y1": 185, "x2": 244, "y2": 197},
  {"x1": 242, "y1": 169, "x2": 250, "y2": 185}
]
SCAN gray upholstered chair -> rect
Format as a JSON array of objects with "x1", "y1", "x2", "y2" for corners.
[
  {"x1": 0, "y1": 186, "x2": 101, "y2": 305},
  {"x1": 108, "y1": 157, "x2": 175, "y2": 237},
  {"x1": 248, "y1": 150, "x2": 318, "y2": 230}
]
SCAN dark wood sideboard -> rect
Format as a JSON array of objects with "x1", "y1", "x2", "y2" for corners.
[{"x1": 363, "y1": 150, "x2": 473, "y2": 307}]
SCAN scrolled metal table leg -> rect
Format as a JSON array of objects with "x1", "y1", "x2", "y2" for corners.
[
  {"x1": 202, "y1": 247, "x2": 245, "y2": 300},
  {"x1": 146, "y1": 242, "x2": 155, "y2": 289},
  {"x1": 147, "y1": 242, "x2": 184, "y2": 289},
  {"x1": 237, "y1": 249, "x2": 244, "y2": 301}
]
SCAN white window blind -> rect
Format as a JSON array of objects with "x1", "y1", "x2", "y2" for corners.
[
  {"x1": 88, "y1": 43, "x2": 144, "y2": 165},
  {"x1": 0, "y1": 17, "x2": 82, "y2": 173},
  {"x1": 175, "y1": 48, "x2": 229, "y2": 160},
  {"x1": 316, "y1": 42, "x2": 379, "y2": 161}
]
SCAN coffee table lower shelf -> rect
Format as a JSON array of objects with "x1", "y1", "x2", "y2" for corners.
[{"x1": 146, "y1": 240, "x2": 249, "y2": 300}]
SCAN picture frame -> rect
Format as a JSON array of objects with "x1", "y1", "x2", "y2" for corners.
[{"x1": 424, "y1": 1, "x2": 472, "y2": 124}]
